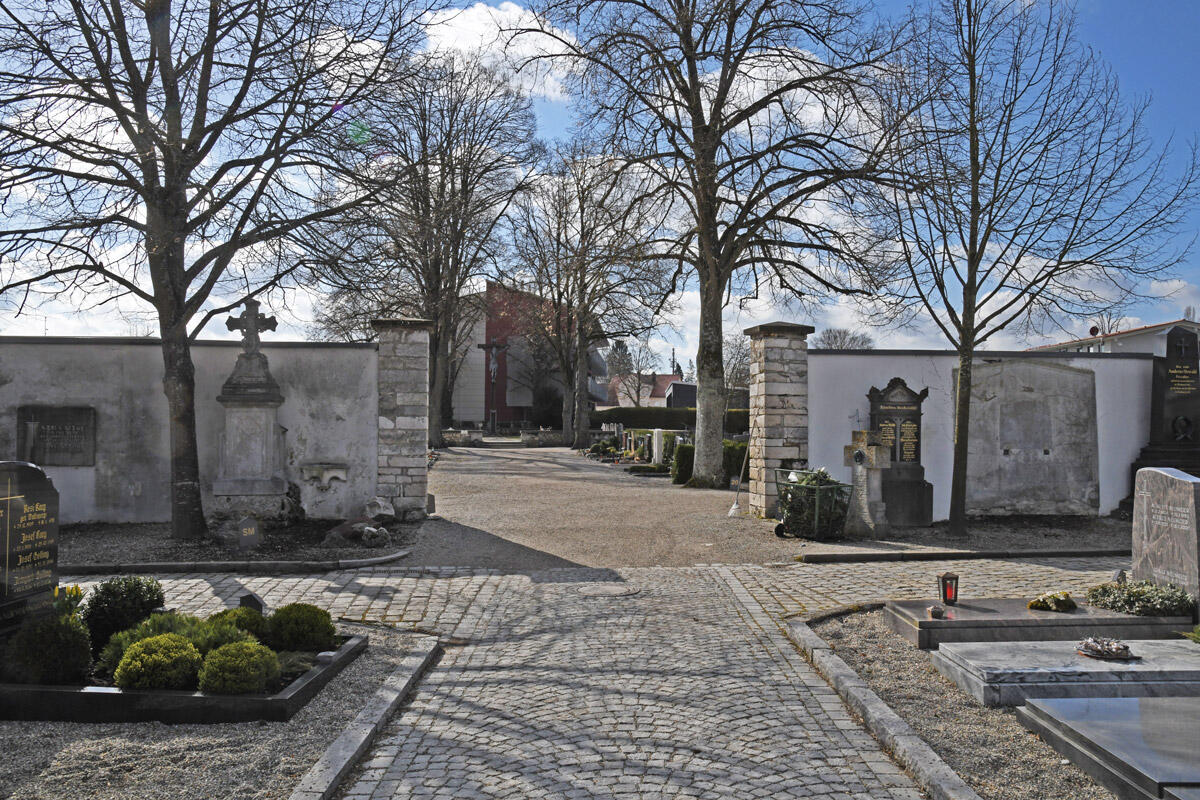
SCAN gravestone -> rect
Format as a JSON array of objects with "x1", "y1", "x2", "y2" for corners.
[
  {"x1": 210, "y1": 300, "x2": 296, "y2": 529},
  {"x1": 842, "y1": 430, "x2": 890, "y2": 539},
  {"x1": 16, "y1": 406, "x2": 96, "y2": 466},
  {"x1": 236, "y1": 515, "x2": 261, "y2": 551},
  {"x1": 1129, "y1": 327, "x2": 1200, "y2": 492},
  {"x1": 1018, "y1": 697, "x2": 1200, "y2": 800},
  {"x1": 868, "y1": 378, "x2": 933, "y2": 526},
  {"x1": 0, "y1": 463, "x2": 59, "y2": 637},
  {"x1": 933, "y1": 638, "x2": 1200, "y2": 707},
  {"x1": 1132, "y1": 467, "x2": 1200, "y2": 599}
]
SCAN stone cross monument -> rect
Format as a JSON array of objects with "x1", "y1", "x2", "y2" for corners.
[
  {"x1": 843, "y1": 429, "x2": 891, "y2": 539},
  {"x1": 211, "y1": 300, "x2": 293, "y2": 529}
]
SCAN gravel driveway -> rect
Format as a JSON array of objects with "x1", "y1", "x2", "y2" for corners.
[{"x1": 411, "y1": 447, "x2": 793, "y2": 569}]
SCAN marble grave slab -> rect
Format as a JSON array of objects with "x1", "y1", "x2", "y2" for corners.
[
  {"x1": 885, "y1": 598, "x2": 1193, "y2": 649},
  {"x1": 1017, "y1": 697, "x2": 1200, "y2": 800},
  {"x1": 933, "y1": 639, "x2": 1200, "y2": 707}
]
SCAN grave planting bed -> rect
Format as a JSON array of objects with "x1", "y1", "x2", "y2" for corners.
[
  {"x1": 0, "y1": 625, "x2": 414, "y2": 800},
  {"x1": 0, "y1": 634, "x2": 366, "y2": 724},
  {"x1": 59, "y1": 519, "x2": 415, "y2": 566},
  {"x1": 810, "y1": 609, "x2": 1115, "y2": 800}
]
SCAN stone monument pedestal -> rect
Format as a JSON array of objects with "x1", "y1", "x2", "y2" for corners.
[
  {"x1": 843, "y1": 430, "x2": 890, "y2": 539},
  {"x1": 209, "y1": 302, "x2": 298, "y2": 538}
]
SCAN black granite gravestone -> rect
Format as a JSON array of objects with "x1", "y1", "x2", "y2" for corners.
[
  {"x1": 236, "y1": 515, "x2": 261, "y2": 551},
  {"x1": 868, "y1": 378, "x2": 933, "y2": 526},
  {"x1": 0, "y1": 462, "x2": 59, "y2": 637},
  {"x1": 1129, "y1": 326, "x2": 1200, "y2": 492}
]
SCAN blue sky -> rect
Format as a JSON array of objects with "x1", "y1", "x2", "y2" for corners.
[{"x1": 2, "y1": 0, "x2": 1197, "y2": 357}]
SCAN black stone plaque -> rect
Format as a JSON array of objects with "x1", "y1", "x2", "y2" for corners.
[
  {"x1": 1151, "y1": 327, "x2": 1200, "y2": 444},
  {"x1": 868, "y1": 378, "x2": 934, "y2": 526},
  {"x1": 16, "y1": 406, "x2": 96, "y2": 466},
  {"x1": 0, "y1": 462, "x2": 59, "y2": 636},
  {"x1": 236, "y1": 515, "x2": 261, "y2": 551}
]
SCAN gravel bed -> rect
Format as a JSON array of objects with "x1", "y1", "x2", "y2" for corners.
[
  {"x1": 873, "y1": 515, "x2": 1131, "y2": 552},
  {"x1": 811, "y1": 610, "x2": 1112, "y2": 800},
  {"x1": 0, "y1": 624, "x2": 414, "y2": 800},
  {"x1": 59, "y1": 520, "x2": 415, "y2": 565}
]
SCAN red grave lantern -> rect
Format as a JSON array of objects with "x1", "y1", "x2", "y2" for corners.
[{"x1": 938, "y1": 572, "x2": 959, "y2": 605}]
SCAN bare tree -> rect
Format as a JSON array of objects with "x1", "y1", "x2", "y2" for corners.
[
  {"x1": 722, "y1": 333, "x2": 752, "y2": 408},
  {"x1": 613, "y1": 337, "x2": 661, "y2": 407},
  {"x1": 505, "y1": 144, "x2": 674, "y2": 446},
  {"x1": 867, "y1": 0, "x2": 1199, "y2": 533},
  {"x1": 0, "y1": 0, "x2": 428, "y2": 538},
  {"x1": 811, "y1": 328, "x2": 875, "y2": 349},
  {"x1": 302, "y1": 52, "x2": 539, "y2": 446},
  {"x1": 521, "y1": 0, "x2": 910, "y2": 485}
]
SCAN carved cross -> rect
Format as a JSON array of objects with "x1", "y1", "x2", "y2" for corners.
[
  {"x1": 226, "y1": 299, "x2": 277, "y2": 355},
  {"x1": 1177, "y1": 337, "x2": 1193, "y2": 360}
]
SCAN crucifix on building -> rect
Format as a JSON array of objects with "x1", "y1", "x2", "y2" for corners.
[{"x1": 477, "y1": 338, "x2": 508, "y2": 434}]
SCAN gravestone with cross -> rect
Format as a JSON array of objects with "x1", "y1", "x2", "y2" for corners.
[
  {"x1": 1128, "y1": 326, "x2": 1200, "y2": 498},
  {"x1": 0, "y1": 463, "x2": 59, "y2": 638},
  {"x1": 211, "y1": 300, "x2": 293, "y2": 538}
]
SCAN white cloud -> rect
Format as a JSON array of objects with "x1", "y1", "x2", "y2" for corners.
[{"x1": 423, "y1": 2, "x2": 576, "y2": 101}]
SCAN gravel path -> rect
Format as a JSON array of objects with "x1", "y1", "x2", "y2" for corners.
[
  {"x1": 811, "y1": 610, "x2": 1113, "y2": 800},
  {"x1": 0, "y1": 623, "x2": 413, "y2": 800}
]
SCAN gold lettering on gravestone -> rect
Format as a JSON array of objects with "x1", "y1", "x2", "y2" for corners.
[
  {"x1": 899, "y1": 420, "x2": 920, "y2": 462},
  {"x1": 879, "y1": 420, "x2": 897, "y2": 450},
  {"x1": 2, "y1": 479, "x2": 58, "y2": 600},
  {"x1": 1168, "y1": 364, "x2": 1198, "y2": 395}
]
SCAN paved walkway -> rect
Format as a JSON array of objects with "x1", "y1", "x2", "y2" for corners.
[{"x1": 62, "y1": 450, "x2": 1129, "y2": 799}]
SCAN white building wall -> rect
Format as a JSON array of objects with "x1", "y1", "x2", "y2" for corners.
[
  {"x1": 451, "y1": 317, "x2": 486, "y2": 425},
  {"x1": 807, "y1": 351, "x2": 1152, "y2": 519}
]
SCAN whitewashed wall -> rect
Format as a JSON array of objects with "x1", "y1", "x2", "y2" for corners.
[
  {"x1": 807, "y1": 351, "x2": 1153, "y2": 518},
  {"x1": 0, "y1": 337, "x2": 378, "y2": 523}
]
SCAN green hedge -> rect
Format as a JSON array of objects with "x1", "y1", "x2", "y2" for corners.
[
  {"x1": 672, "y1": 444, "x2": 695, "y2": 484},
  {"x1": 723, "y1": 440, "x2": 750, "y2": 485},
  {"x1": 592, "y1": 407, "x2": 749, "y2": 434}
]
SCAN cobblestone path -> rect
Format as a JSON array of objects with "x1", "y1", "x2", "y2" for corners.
[{"x1": 68, "y1": 555, "x2": 1122, "y2": 799}]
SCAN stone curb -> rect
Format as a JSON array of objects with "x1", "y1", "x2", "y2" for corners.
[
  {"x1": 786, "y1": 619, "x2": 985, "y2": 800},
  {"x1": 796, "y1": 547, "x2": 1130, "y2": 564},
  {"x1": 288, "y1": 634, "x2": 443, "y2": 800},
  {"x1": 59, "y1": 548, "x2": 412, "y2": 576}
]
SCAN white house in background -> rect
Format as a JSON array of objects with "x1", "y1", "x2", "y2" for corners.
[{"x1": 1028, "y1": 318, "x2": 1200, "y2": 356}]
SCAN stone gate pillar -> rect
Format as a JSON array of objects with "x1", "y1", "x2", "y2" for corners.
[
  {"x1": 372, "y1": 318, "x2": 432, "y2": 520},
  {"x1": 744, "y1": 321, "x2": 815, "y2": 518}
]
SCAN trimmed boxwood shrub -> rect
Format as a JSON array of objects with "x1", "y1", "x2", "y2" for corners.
[
  {"x1": 1086, "y1": 580, "x2": 1196, "y2": 617},
  {"x1": 4, "y1": 613, "x2": 92, "y2": 685},
  {"x1": 209, "y1": 607, "x2": 269, "y2": 641},
  {"x1": 267, "y1": 603, "x2": 336, "y2": 651},
  {"x1": 198, "y1": 641, "x2": 281, "y2": 695},
  {"x1": 722, "y1": 440, "x2": 750, "y2": 486},
  {"x1": 672, "y1": 444, "x2": 695, "y2": 484},
  {"x1": 113, "y1": 633, "x2": 202, "y2": 690},
  {"x1": 99, "y1": 613, "x2": 253, "y2": 679},
  {"x1": 80, "y1": 576, "x2": 164, "y2": 656}
]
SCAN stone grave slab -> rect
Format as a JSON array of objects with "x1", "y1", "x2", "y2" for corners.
[
  {"x1": 1016, "y1": 697, "x2": 1200, "y2": 800},
  {"x1": 1132, "y1": 467, "x2": 1200, "y2": 600},
  {"x1": 0, "y1": 462, "x2": 59, "y2": 636},
  {"x1": 885, "y1": 598, "x2": 1193, "y2": 649},
  {"x1": 932, "y1": 639, "x2": 1200, "y2": 707}
]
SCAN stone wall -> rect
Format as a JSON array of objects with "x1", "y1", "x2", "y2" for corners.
[
  {"x1": 745, "y1": 322, "x2": 814, "y2": 518},
  {"x1": 373, "y1": 319, "x2": 431, "y2": 519},
  {"x1": 0, "y1": 337, "x2": 379, "y2": 522}
]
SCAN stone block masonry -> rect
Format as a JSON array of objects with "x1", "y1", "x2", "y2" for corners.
[
  {"x1": 372, "y1": 319, "x2": 432, "y2": 520},
  {"x1": 745, "y1": 321, "x2": 815, "y2": 518}
]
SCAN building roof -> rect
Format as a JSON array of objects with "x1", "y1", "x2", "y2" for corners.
[{"x1": 1027, "y1": 318, "x2": 1199, "y2": 351}]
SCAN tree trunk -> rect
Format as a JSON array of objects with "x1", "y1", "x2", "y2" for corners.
[
  {"x1": 948, "y1": 342, "x2": 974, "y2": 535},
  {"x1": 159, "y1": 327, "x2": 208, "y2": 540},
  {"x1": 691, "y1": 278, "x2": 727, "y2": 486},
  {"x1": 560, "y1": 357, "x2": 574, "y2": 434},
  {"x1": 428, "y1": 326, "x2": 449, "y2": 449},
  {"x1": 572, "y1": 329, "x2": 590, "y2": 449}
]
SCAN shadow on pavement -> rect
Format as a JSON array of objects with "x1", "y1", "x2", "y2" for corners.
[{"x1": 404, "y1": 518, "x2": 619, "y2": 579}]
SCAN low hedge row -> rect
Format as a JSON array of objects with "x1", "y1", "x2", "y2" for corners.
[{"x1": 592, "y1": 407, "x2": 749, "y2": 435}]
